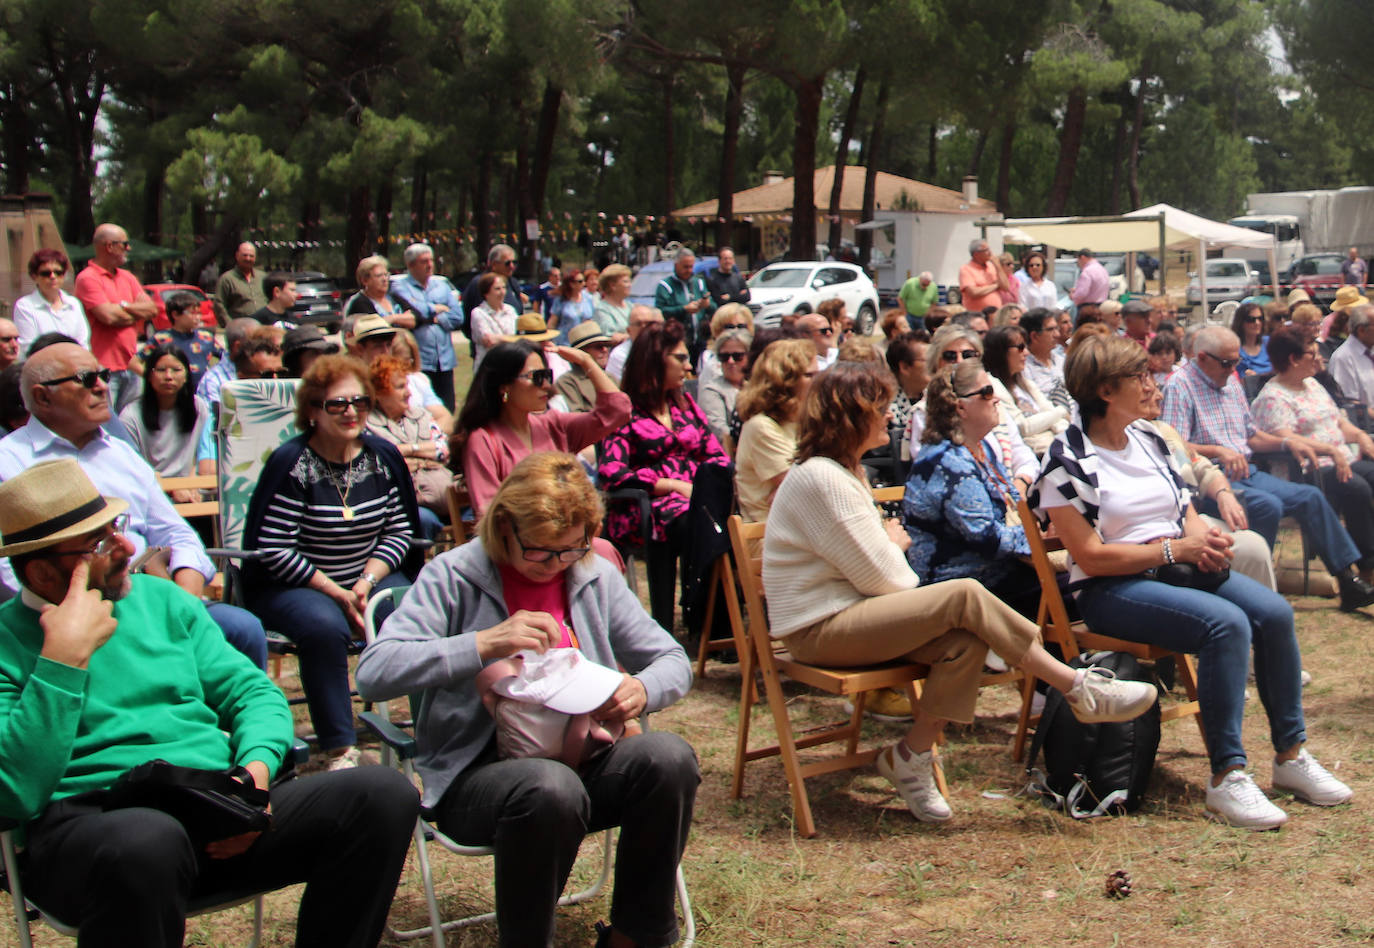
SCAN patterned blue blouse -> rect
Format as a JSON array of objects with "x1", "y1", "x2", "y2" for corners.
[{"x1": 903, "y1": 439, "x2": 1030, "y2": 585}]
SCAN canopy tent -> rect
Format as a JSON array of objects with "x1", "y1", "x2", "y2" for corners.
[{"x1": 980, "y1": 204, "x2": 1280, "y2": 310}]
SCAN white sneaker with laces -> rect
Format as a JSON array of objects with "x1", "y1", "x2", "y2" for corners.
[
  {"x1": 1064, "y1": 667, "x2": 1157, "y2": 723},
  {"x1": 1273, "y1": 749, "x2": 1352, "y2": 806},
  {"x1": 1206, "y1": 770, "x2": 1288, "y2": 830},
  {"x1": 876, "y1": 743, "x2": 951, "y2": 822}
]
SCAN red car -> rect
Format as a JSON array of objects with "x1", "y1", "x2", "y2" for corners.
[
  {"x1": 144, "y1": 283, "x2": 219, "y2": 331},
  {"x1": 1284, "y1": 253, "x2": 1346, "y2": 303}
]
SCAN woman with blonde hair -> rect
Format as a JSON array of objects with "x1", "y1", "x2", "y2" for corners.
[
  {"x1": 734, "y1": 338, "x2": 818, "y2": 521},
  {"x1": 594, "y1": 263, "x2": 634, "y2": 337},
  {"x1": 764, "y1": 361, "x2": 1155, "y2": 823},
  {"x1": 357, "y1": 452, "x2": 696, "y2": 947},
  {"x1": 696, "y1": 302, "x2": 754, "y2": 388},
  {"x1": 698, "y1": 327, "x2": 751, "y2": 447}
]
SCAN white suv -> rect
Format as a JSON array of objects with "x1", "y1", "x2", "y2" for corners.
[{"x1": 746, "y1": 262, "x2": 880, "y2": 334}]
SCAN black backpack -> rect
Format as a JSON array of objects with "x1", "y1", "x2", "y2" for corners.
[{"x1": 1025, "y1": 651, "x2": 1162, "y2": 818}]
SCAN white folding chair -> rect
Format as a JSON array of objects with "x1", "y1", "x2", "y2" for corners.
[{"x1": 358, "y1": 588, "x2": 695, "y2": 946}]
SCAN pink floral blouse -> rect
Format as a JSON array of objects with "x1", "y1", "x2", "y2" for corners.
[{"x1": 1251, "y1": 377, "x2": 1355, "y2": 466}]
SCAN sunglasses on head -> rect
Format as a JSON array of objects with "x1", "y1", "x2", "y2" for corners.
[
  {"x1": 719, "y1": 351, "x2": 747, "y2": 363},
  {"x1": 315, "y1": 394, "x2": 372, "y2": 414},
  {"x1": 517, "y1": 368, "x2": 554, "y2": 386},
  {"x1": 957, "y1": 384, "x2": 997, "y2": 400},
  {"x1": 940, "y1": 349, "x2": 979, "y2": 363},
  {"x1": 40, "y1": 367, "x2": 110, "y2": 389}
]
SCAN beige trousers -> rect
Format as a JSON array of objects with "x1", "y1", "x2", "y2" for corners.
[{"x1": 783, "y1": 577, "x2": 1040, "y2": 724}]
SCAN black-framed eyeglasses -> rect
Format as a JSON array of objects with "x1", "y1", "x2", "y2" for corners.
[
  {"x1": 1009, "y1": 342, "x2": 1026, "y2": 351},
  {"x1": 106, "y1": 240, "x2": 131, "y2": 249},
  {"x1": 40, "y1": 367, "x2": 110, "y2": 389},
  {"x1": 514, "y1": 532, "x2": 591, "y2": 564},
  {"x1": 957, "y1": 384, "x2": 997, "y2": 400},
  {"x1": 45, "y1": 515, "x2": 129, "y2": 560},
  {"x1": 723, "y1": 322, "x2": 749, "y2": 330},
  {"x1": 315, "y1": 394, "x2": 372, "y2": 414},
  {"x1": 36, "y1": 268, "x2": 65, "y2": 278},
  {"x1": 517, "y1": 368, "x2": 554, "y2": 386},
  {"x1": 1202, "y1": 352, "x2": 1239, "y2": 370},
  {"x1": 940, "y1": 349, "x2": 979, "y2": 363},
  {"x1": 719, "y1": 351, "x2": 747, "y2": 363},
  {"x1": 1243, "y1": 315, "x2": 1263, "y2": 323},
  {"x1": 260, "y1": 369, "x2": 285, "y2": 379},
  {"x1": 816, "y1": 327, "x2": 834, "y2": 336}
]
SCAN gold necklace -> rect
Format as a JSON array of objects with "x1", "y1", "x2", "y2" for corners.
[{"x1": 325, "y1": 455, "x2": 356, "y2": 520}]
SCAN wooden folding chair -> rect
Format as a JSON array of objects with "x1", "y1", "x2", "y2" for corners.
[
  {"x1": 1012, "y1": 498, "x2": 1207, "y2": 762},
  {"x1": 725, "y1": 514, "x2": 939, "y2": 838}
]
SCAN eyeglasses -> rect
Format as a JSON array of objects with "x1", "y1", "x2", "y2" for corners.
[
  {"x1": 957, "y1": 384, "x2": 997, "y2": 400},
  {"x1": 152, "y1": 363, "x2": 186, "y2": 375},
  {"x1": 516, "y1": 368, "x2": 554, "y2": 386},
  {"x1": 1243, "y1": 315, "x2": 1263, "y2": 323},
  {"x1": 46, "y1": 515, "x2": 129, "y2": 560},
  {"x1": 1202, "y1": 352, "x2": 1239, "y2": 371},
  {"x1": 940, "y1": 349, "x2": 979, "y2": 363},
  {"x1": 105, "y1": 240, "x2": 131, "y2": 249},
  {"x1": 723, "y1": 322, "x2": 749, "y2": 330},
  {"x1": 260, "y1": 369, "x2": 285, "y2": 379},
  {"x1": 669, "y1": 352, "x2": 691, "y2": 364},
  {"x1": 40, "y1": 367, "x2": 111, "y2": 389},
  {"x1": 1008, "y1": 342, "x2": 1027, "y2": 351},
  {"x1": 1123, "y1": 370, "x2": 1154, "y2": 386},
  {"x1": 1027, "y1": 262, "x2": 1044, "y2": 269},
  {"x1": 814, "y1": 327, "x2": 834, "y2": 336},
  {"x1": 36, "y1": 268, "x2": 65, "y2": 278},
  {"x1": 315, "y1": 394, "x2": 372, "y2": 414},
  {"x1": 570, "y1": 277, "x2": 585, "y2": 284},
  {"x1": 719, "y1": 351, "x2": 747, "y2": 363},
  {"x1": 514, "y1": 532, "x2": 591, "y2": 564},
  {"x1": 501, "y1": 259, "x2": 517, "y2": 267}
]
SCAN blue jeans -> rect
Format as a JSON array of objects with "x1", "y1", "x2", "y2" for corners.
[
  {"x1": 206, "y1": 602, "x2": 267, "y2": 670},
  {"x1": 1076, "y1": 570, "x2": 1305, "y2": 776},
  {"x1": 416, "y1": 505, "x2": 443, "y2": 541},
  {"x1": 247, "y1": 572, "x2": 407, "y2": 751},
  {"x1": 1234, "y1": 467, "x2": 1359, "y2": 573}
]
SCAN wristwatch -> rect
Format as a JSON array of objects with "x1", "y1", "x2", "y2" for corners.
[{"x1": 361, "y1": 571, "x2": 380, "y2": 588}]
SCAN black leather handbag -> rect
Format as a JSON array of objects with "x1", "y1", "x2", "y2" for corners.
[
  {"x1": 104, "y1": 759, "x2": 272, "y2": 846},
  {"x1": 1153, "y1": 562, "x2": 1230, "y2": 593}
]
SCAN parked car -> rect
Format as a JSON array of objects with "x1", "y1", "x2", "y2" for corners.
[
  {"x1": 143, "y1": 283, "x2": 218, "y2": 331},
  {"x1": 746, "y1": 261, "x2": 879, "y2": 334},
  {"x1": 1282, "y1": 252, "x2": 1346, "y2": 303},
  {"x1": 287, "y1": 271, "x2": 344, "y2": 330},
  {"x1": 1186, "y1": 258, "x2": 1261, "y2": 307},
  {"x1": 627, "y1": 256, "x2": 718, "y2": 309}
]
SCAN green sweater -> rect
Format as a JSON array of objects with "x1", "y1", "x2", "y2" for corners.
[{"x1": 0, "y1": 575, "x2": 292, "y2": 825}]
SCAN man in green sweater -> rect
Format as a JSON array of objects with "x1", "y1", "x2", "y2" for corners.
[{"x1": 0, "y1": 458, "x2": 418, "y2": 947}]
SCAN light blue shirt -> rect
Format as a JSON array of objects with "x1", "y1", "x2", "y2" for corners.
[
  {"x1": 196, "y1": 359, "x2": 238, "y2": 407},
  {"x1": 0, "y1": 418, "x2": 216, "y2": 598},
  {"x1": 390, "y1": 273, "x2": 463, "y2": 372}
]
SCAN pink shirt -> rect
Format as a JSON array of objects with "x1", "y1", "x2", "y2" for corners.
[
  {"x1": 958, "y1": 260, "x2": 1004, "y2": 309},
  {"x1": 1070, "y1": 259, "x2": 1110, "y2": 305},
  {"x1": 74, "y1": 262, "x2": 145, "y2": 370},
  {"x1": 498, "y1": 562, "x2": 576, "y2": 648},
  {"x1": 463, "y1": 389, "x2": 631, "y2": 516}
]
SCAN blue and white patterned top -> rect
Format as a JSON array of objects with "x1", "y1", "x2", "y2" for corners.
[{"x1": 903, "y1": 440, "x2": 1029, "y2": 586}]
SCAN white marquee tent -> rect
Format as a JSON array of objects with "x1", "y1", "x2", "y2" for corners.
[{"x1": 982, "y1": 204, "x2": 1279, "y2": 305}]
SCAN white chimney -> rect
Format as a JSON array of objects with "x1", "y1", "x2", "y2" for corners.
[
  {"x1": 962, "y1": 175, "x2": 978, "y2": 205},
  {"x1": 762, "y1": 170, "x2": 786, "y2": 187}
]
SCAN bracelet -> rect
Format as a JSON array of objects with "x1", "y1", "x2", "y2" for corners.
[
  {"x1": 361, "y1": 571, "x2": 380, "y2": 588},
  {"x1": 1215, "y1": 487, "x2": 1233, "y2": 497},
  {"x1": 1162, "y1": 538, "x2": 1175, "y2": 565}
]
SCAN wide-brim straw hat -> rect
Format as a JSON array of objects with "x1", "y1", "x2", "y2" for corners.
[
  {"x1": 500, "y1": 312, "x2": 558, "y2": 344},
  {"x1": 1331, "y1": 285, "x2": 1369, "y2": 312},
  {"x1": 0, "y1": 458, "x2": 128, "y2": 557},
  {"x1": 569, "y1": 322, "x2": 613, "y2": 350},
  {"x1": 351, "y1": 313, "x2": 398, "y2": 343}
]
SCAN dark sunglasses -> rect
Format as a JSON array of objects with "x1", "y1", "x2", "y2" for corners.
[
  {"x1": 940, "y1": 349, "x2": 979, "y2": 363},
  {"x1": 1008, "y1": 342, "x2": 1027, "y2": 351},
  {"x1": 515, "y1": 532, "x2": 591, "y2": 564},
  {"x1": 957, "y1": 384, "x2": 997, "y2": 400},
  {"x1": 816, "y1": 327, "x2": 835, "y2": 336},
  {"x1": 1203, "y1": 352, "x2": 1239, "y2": 370},
  {"x1": 106, "y1": 240, "x2": 131, "y2": 249},
  {"x1": 1243, "y1": 315, "x2": 1263, "y2": 323},
  {"x1": 40, "y1": 367, "x2": 110, "y2": 389},
  {"x1": 315, "y1": 394, "x2": 372, "y2": 414},
  {"x1": 719, "y1": 351, "x2": 747, "y2": 363},
  {"x1": 36, "y1": 268, "x2": 66, "y2": 278},
  {"x1": 260, "y1": 369, "x2": 285, "y2": 379},
  {"x1": 723, "y1": 322, "x2": 749, "y2": 330},
  {"x1": 517, "y1": 368, "x2": 554, "y2": 386}
]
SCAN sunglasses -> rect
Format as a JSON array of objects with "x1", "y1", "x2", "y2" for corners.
[
  {"x1": 1008, "y1": 342, "x2": 1027, "y2": 351},
  {"x1": 1243, "y1": 315, "x2": 1263, "y2": 323},
  {"x1": 957, "y1": 384, "x2": 997, "y2": 400},
  {"x1": 45, "y1": 514, "x2": 130, "y2": 560},
  {"x1": 570, "y1": 278, "x2": 585, "y2": 284},
  {"x1": 940, "y1": 349, "x2": 979, "y2": 363},
  {"x1": 40, "y1": 367, "x2": 111, "y2": 389},
  {"x1": 106, "y1": 240, "x2": 131, "y2": 249},
  {"x1": 260, "y1": 369, "x2": 285, "y2": 379},
  {"x1": 36, "y1": 268, "x2": 66, "y2": 278},
  {"x1": 723, "y1": 322, "x2": 749, "y2": 330},
  {"x1": 719, "y1": 351, "x2": 747, "y2": 363},
  {"x1": 517, "y1": 368, "x2": 554, "y2": 386},
  {"x1": 1203, "y1": 352, "x2": 1239, "y2": 370},
  {"x1": 515, "y1": 532, "x2": 591, "y2": 564},
  {"x1": 315, "y1": 394, "x2": 372, "y2": 414}
]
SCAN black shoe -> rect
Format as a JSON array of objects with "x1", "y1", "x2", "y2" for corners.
[
  {"x1": 1338, "y1": 573, "x2": 1374, "y2": 612},
  {"x1": 594, "y1": 921, "x2": 614, "y2": 948}
]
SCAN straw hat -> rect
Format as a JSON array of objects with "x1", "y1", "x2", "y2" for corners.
[
  {"x1": 1285, "y1": 287, "x2": 1311, "y2": 308},
  {"x1": 568, "y1": 322, "x2": 613, "y2": 350},
  {"x1": 500, "y1": 312, "x2": 558, "y2": 344},
  {"x1": 0, "y1": 459, "x2": 127, "y2": 557},
  {"x1": 351, "y1": 313, "x2": 397, "y2": 343},
  {"x1": 1331, "y1": 285, "x2": 1369, "y2": 312}
]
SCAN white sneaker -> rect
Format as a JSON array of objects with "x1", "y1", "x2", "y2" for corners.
[
  {"x1": 1064, "y1": 668, "x2": 1157, "y2": 723},
  {"x1": 327, "y1": 746, "x2": 362, "y2": 772},
  {"x1": 1273, "y1": 749, "x2": 1352, "y2": 806},
  {"x1": 876, "y1": 743, "x2": 952, "y2": 822},
  {"x1": 1206, "y1": 770, "x2": 1288, "y2": 830}
]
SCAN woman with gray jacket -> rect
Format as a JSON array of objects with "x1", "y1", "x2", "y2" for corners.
[{"x1": 357, "y1": 451, "x2": 696, "y2": 948}]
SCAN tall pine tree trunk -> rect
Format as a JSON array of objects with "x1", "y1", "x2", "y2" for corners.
[
  {"x1": 661, "y1": 76, "x2": 676, "y2": 217},
  {"x1": 1127, "y1": 64, "x2": 1149, "y2": 210},
  {"x1": 996, "y1": 118, "x2": 1016, "y2": 214},
  {"x1": 716, "y1": 63, "x2": 746, "y2": 246},
  {"x1": 1045, "y1": 86, "x2": 1088, "y2": 215},
  {"x1": 788, "y1": 75, "x2": 825, "y2": 261},
  {"x1": 828, "y1": 67, "x2": 866, "y2": 256},
  {"x1": 857, "y1": 80, "x2": 888, "y2": 267}
]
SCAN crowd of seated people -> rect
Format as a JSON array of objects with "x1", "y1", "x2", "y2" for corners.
[{"x1": 8, "y1": 224, "x2": 1374, "y2": 948}]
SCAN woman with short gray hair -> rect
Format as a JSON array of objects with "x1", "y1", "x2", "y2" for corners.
[{"x1": 345, "y1": 255, "x2": 416, "y2": 330}]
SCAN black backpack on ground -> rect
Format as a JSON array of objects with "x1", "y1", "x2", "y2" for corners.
[{"x1": 1025, "y1": 651, "x2": 1162, "y2": 819}]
